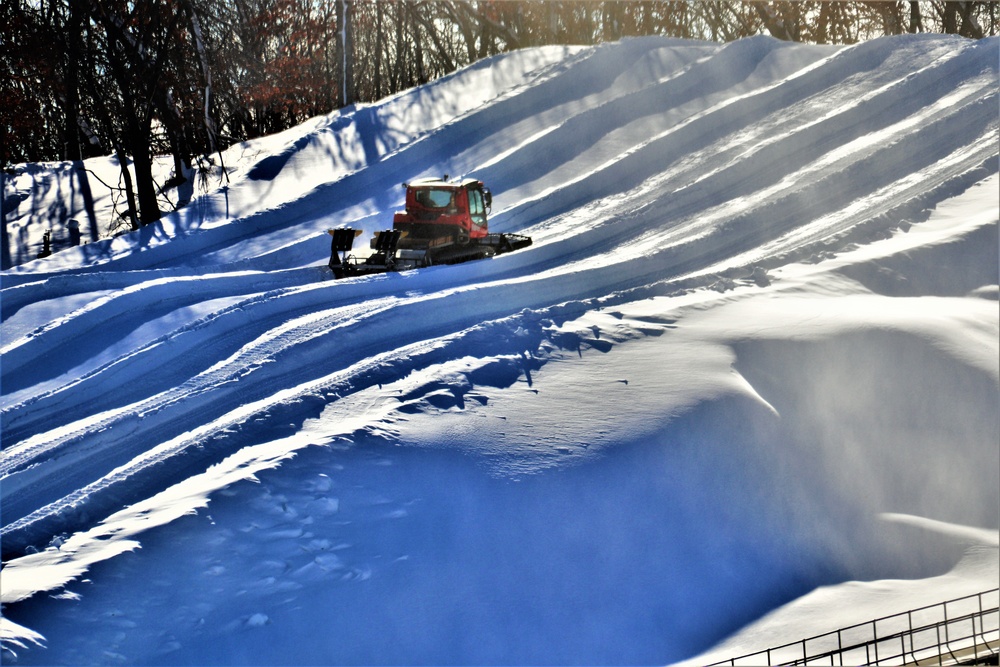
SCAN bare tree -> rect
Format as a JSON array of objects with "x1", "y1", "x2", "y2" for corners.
[{"x1": 5, "y1": 0, "x2": 998, "y2": 232}]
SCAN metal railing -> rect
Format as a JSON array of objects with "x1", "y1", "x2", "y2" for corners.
[{"x1": 710, "y1": 588, "x2": 999, "y2": 666}]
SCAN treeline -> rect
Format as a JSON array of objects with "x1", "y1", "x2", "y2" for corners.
[{"x1": 2, "y1": 1, "x2": 996, "y2": 229}]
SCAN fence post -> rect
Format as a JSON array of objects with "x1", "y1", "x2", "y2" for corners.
[
  {"x1": 872, "y1": 620, "x2": 879, "y2": 664},
  {"x1": 972, "y1": 613, "x2": 979, "y2": 663},
  {"x1": 974, "y1": 592, "x2": 983, "y2": 663},
  {"x1": 907, "y1": 610, "x2": 914, "y2": 663},
  {"x1": 944, "y1": 600, "x2": 950, "y2": 654}
]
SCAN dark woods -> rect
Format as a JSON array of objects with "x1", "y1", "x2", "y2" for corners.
[{"x1": 2, "y1": 1, "x2": 996, "y2": 230}]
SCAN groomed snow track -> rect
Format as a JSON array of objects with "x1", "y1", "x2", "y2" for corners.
[{"x1": 3, "y1": 34, "x2": 997, "y2": 555}]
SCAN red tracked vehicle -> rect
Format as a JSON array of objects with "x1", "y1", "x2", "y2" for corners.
[{"x1": 328, "y1": 177, "x2": 531, "y2": 278}]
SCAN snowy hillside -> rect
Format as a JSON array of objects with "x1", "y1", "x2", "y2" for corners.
[{"x1": 2, "y1": 35, "x2": 998, "y2": 665}]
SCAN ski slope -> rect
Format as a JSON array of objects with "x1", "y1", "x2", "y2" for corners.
[{"x1": 2, "y1": 35, "x2": 998, "y2": 664}]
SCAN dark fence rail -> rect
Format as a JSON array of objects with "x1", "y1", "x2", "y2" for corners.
[{"x1": 710, "y1": 588, "x2": 999, "y2": 666}]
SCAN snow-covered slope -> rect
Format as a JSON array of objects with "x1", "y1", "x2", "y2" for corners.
[{"x1": 2, "y1": 35, "x2": 998, "y2": 665}]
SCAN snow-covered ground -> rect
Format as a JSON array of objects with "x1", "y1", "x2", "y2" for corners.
[{"x1": 2, "y1": 34, "x2": 998, "y2": 665}]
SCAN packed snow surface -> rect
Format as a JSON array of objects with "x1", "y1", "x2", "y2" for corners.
[{"x1": 2, "y1": 35, "x2": 998, "y2": 665}]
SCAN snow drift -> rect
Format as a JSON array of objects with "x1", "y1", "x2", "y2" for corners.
[{"x1": 2, "y1": 34, "x2": 998, "y2": 665}]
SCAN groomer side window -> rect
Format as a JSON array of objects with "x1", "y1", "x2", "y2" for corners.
[{"x1": 469, "y1": 189, "x2": 486, "y2": 227}]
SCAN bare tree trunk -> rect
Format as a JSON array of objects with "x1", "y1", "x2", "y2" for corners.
[
  {"x1": 65, "y1": 1, "x2": 82, "y2": 162},
  {"x1": 116, "y1": 148, "x2": 140, "y2": 231},
  {"x1": 1, "y1": 161, "x2": 11, "y2": 269},
  {"x1": 373, "y1": 2, "x2": 384, "y2": 100},
  {"x1": 941, "y1": 1, "x2": 959, "y2": 33},
  {"x1": 956, "y1": 1, "x2": 984, "y2": 37},
  {"x1": 909, "y1": 1, "x2": 923, "y2": 32},
  {"x1": 126, "y1": 113, "x2": 160, "y2": 225},
  {"x1": 393, "y1": 2, "x2": 406, "y2": 92},
  {"x1": 335, "y1": 0, "x2": 353, "y2": 107},
  {"x1": 413, "y1": 9, "x2": 427, "y2": 84},
  {"x1": 185, "y1": 0, "x2": 216, "y2": 155}
]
